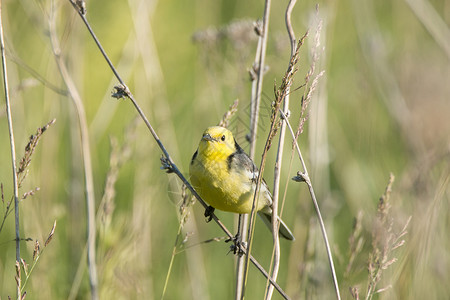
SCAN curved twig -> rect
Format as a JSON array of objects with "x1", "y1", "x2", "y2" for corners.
[
  {"x1": 48, "y1": 5, "x2": 98, "y2": 299},
  {"x1": 280, "y1": 109, "x2": 341, "y2": 300}
]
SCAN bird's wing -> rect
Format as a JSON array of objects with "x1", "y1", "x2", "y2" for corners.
[
  {"x1": 227, "y1": 141, "x2": 273, "y2": 209},
  {"x1": 226, "y1": 142, "x2": 259, "y2": 183}
]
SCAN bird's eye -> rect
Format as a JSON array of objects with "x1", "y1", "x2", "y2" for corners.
[{"x1": 221, "y1": 135, "x2": 226, "y2": 141}]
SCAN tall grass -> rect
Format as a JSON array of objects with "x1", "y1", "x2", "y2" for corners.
[{"x1": 0, "y1": 0, "x2": 449, "y2": 299}]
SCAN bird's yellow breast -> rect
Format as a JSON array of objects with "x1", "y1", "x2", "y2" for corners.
[{"x1": 190, "y1": 144, "x2": 261, "y2": 214}]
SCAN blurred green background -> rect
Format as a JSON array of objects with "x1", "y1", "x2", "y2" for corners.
[{"x1": 0, "y1": 0, "x2": 449, "y2": 299}]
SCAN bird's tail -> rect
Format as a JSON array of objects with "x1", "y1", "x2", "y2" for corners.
[{"x1": 258, "y1": 211, "x2": 295, "y2": 241}]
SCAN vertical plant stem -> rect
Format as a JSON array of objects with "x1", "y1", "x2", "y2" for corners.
[
  {"x1": 161, "y1": 223, "x2": 183, "y2": 300},
  {"x1": 236, "y1": 1, "x2": 272, "y2": 298},
  {"x1": 283, "y1": 110, "x2": 341, "y2": 300},
  {"x1": 239, "y1": 1, "x2": 272, "y2": 299},
  {"x1": 235, "y1": 214, "x2": 248, "y2": 300},
  {"x1": 49, "y1": 6, "x2": 98, "y2": 299},
  {"x1": 265, "y1": 2, "x2": 297, "y2": 299},
  {"x1": 235, "y1": 25, "x2": 262, "y2": 300},
  {"x1": 0, "y1": 0, "x2": 21, "y2": 283},
  {"x1": 249, "y1": 0, "x2": 271, "y2": 157}
]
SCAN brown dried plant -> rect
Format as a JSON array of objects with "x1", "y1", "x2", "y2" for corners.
[
  {"x1": 0, "y1": 119, "x2": 56, "y2": 234},
  {"x1": 350, "y1": 173, "x2": 411, "y2": 300},
  {"x1": 17, "y1": 119, "x2": 56, "y2": 188},
  {"x1": 218, "y1": 99, "x2": 239, "y2": 128}
]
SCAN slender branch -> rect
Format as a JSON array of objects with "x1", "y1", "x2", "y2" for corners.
[
  {"x1": 249, "y1": 0, "x2": 272, "y2": 157},
  {"x1": 48, "y1": 5, "x2": 98, "y2": 299},
  {"x1": 265, "y1": 2, "x2": 297, "y2": 299},
  {"x1": 66, "y1": 1, "x2": 289, "y2": 298},
  {"x1": 235, "y1": 17, "x2": 267, "y2": 300},
  {"x1": 285, "y1": 0, "x2": 297, "y2": 52},
  {"x1": 161, "y1": 222, "x2": 184, "y2": 299},
  {"x1": 0, "y1": 0, "x2": 21, "y2": 285},
  {"x1": 281, "y1": 109, "x2": 341, "y2": 300},
  {"x1": 244, "y1": 106, "x2": 280, "y2": 300},
  {"x1": 241, "y1": 0, "x2": 273, "y2": 298}
]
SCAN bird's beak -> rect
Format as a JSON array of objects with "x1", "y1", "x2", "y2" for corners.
[{"x1": 202, "y1": 133, "x2": 215, "y2": 142}]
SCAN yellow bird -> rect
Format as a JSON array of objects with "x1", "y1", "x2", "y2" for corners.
[{"x1": 189, "y1": 126, "x2": 294, "y2": 240}]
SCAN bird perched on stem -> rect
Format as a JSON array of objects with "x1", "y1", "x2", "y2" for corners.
[{"x1": 190, "y1": 126, "x2": 294, "y2": 240}]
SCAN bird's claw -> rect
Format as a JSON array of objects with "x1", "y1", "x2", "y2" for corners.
[
  {"x1": 226, "y1": 233, "x2": 246, "y2": 256},
  {"x1": 204, "y1": 206, "x2": 215, "y2": 223}
]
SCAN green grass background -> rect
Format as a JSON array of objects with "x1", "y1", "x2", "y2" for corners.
[{"x1": 0, "y1": 0, "x2": 449, "y2": 299}]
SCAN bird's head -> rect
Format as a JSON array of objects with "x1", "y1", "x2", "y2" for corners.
[{"x1": 198, "y1": 126, "x2": 236, "y2": 159}]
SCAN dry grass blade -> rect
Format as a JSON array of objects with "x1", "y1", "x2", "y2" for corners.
[{"x1": 44, "y1": 220, "x2": 57, "y2": 247}]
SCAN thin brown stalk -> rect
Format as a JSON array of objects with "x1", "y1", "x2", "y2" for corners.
[
  {"x1": 283, "y1": 107, "x2": 341, "y2": 300},
  {"x1": 0, "y1": 4, "x2": 21, "y2": 297},
  {"x1": 235, "y1": 20, "x2": 265, "y2": 297},
  {"x1": 235, "y1": 17, "x2": 267, "y2": 300},
  {"x1": 249, "y1": 0, "x2": 271, "y2": 157},
  {"x1": 244, "y1": 35, "x2": 304, "y2": 300},
  {"x1": 265, "y1": 1, "x2": 297, "y2": 299},
  {"x1": 21, "y1": 221, "x2": 57, "y2": 294},
  {"x1": 241, "y1": 0, "x2": 273, "y2": 297}
]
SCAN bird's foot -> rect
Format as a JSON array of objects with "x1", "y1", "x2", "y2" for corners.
[
  {"x1": 226, "y1": 233, "x2": 246, "y2": 257},
  {"x1": 204, "y1": 206, "x2": 215, "y2": 223}
]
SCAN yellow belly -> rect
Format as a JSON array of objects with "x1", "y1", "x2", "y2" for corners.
[{"x1": 190, "y1": 152, "x2": 267, "y2": 214}]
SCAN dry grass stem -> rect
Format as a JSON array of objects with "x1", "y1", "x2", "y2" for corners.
[
  {"x1": 244, "y1": 32, "x2": 306, "y2": 300},
  {"x1": 265, "y1": 2, "x2": 298, "y2": 298},
  {"x1": 18, "y1": 120, "x2": 56, "y2": 187},
  {"x1": 162, "y1": 184, "x2": 195, "y2": 300},
  {"x1": 1, "y1": 0, "x2": 21, "y2": 274},
  {"x1": 20, "y1": 220, "x2": 57, "y2": 295},
  {"x1": 285, "y1": 107, "x2": 341, "y2": 300},
  {"x1": 354, "y1": 173, "x2": 411, "y2": 300},
  {"x1": 218, "y1": 99, "x2": 239, "y2": 128},
  {"x1": 345, "y1": 211, "x2": 365, "y2": 277},
  {"x1": 49, "y1": 4, "x2": 98, "y2": 297},
  {"x1": 0, "y1": 120, "x2": 55, "y2": 235}
]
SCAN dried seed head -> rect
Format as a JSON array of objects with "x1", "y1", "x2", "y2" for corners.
[
  {"x1": 33, "y1": 240, "x2": 41, "y2": 261},
  {"x1": 20, "y1": 258, "x2": 28, "y2": 277},
  {"x1": 45, "y1": 220, "x2": 57, "y2": 247},
  {"x1": 218, "y1": 99, "x2": 239, "y2": 128}
]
